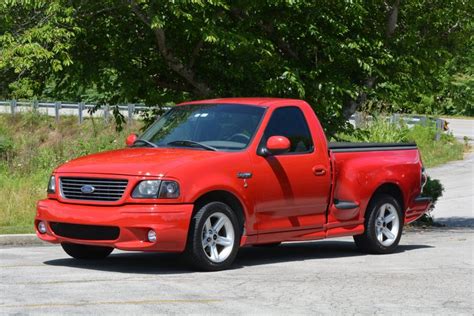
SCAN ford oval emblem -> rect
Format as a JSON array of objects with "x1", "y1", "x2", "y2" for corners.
[{"x1": 80, "y1": 185, "x2": 95, "y2": 194}]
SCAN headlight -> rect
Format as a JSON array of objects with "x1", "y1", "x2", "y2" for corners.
[
  {"x1": 47, "y1": 176, "x2": 56, "y2": 194},
  {"x1": 158, "y1": 181, "x2": 180, "y2": 199},
  {"x1": 132, "y1": 180, "x2": 161, "y2": 198},
  {"x1": 131, "y1": 180, "x2": 180, "y2": 199}
]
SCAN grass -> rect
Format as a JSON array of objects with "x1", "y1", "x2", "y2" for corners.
[
  {"x1": 336, "y1": 118, "x2": 468, "y2": 168},
  {"x1": 0, "y1": 113, "x2": 467, "y2": 234},
  {"x1": 0, "y1": 112, "x2": 140, "y2": 234}
]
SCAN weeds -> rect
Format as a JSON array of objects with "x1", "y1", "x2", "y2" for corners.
[{"x1": 0, "y1": 113, "x2": 140, "y2": 233}]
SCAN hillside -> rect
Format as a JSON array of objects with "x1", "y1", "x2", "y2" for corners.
[{"x1": 0, "y1": 113, "x2": 140, "y2": 234}]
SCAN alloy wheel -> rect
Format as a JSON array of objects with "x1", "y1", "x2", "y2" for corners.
[
  {"x1": 201, "y1": 212, "x2": 235, "y2": 263},
  {"x1": 375, "y1": 203, "x2": 400, "y2": 247}
]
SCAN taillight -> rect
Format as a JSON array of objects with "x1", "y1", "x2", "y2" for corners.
[{"x1": 421, "y1": 167, "x2": 428, "y2": 193}]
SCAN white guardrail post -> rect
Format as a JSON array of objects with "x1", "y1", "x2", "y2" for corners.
[
  {"x1": 10, "y1": 99, "x2": 17, "y2": 115},
  {"x1": 104, "y1": 104, "x2": 110, "y2": 123},
  {"x1": 33, "y1": 99, "x2": 39, "y2": 111},
  {"x1": 54, "y1": 101, "x2": 61, "y2": 123},
  {"x1": 435, "y1": 119, "x2": 443, "y2": 141},
  {"x1": 78, "y1": 102, "x2": 84, "y2": 124},
  {"x1": 127, "y1": 103, "x2": 135, "y2": 125}
]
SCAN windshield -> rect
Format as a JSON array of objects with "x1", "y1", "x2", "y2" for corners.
[{"x1": 139, "y1": 104, "x2": 266, "y2": 151}]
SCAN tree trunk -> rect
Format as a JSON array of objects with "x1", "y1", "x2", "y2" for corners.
[
  {"x1": 342, "y1": 77, "x2": 376, "y2": 120},
  {"x1": 342, "y1": 0, "x2": 400, "y2": 120}
]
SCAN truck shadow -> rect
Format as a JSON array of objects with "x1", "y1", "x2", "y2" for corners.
[{"x1": 43, "y1": 241, "x2": 432, "y2": 275}]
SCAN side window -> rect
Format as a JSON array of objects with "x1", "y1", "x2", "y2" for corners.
[{"x1": 261, "y1": 107, "x2": 314, "y2": 153}]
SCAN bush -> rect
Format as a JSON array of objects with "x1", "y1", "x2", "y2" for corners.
[{"x1": 414, "y1": 177, "x2": 444, "y2": 226}]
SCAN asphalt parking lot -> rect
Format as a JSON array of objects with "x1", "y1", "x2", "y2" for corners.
[{"x1": 1, "y1": 228, "x2": 472, "y2": 314}]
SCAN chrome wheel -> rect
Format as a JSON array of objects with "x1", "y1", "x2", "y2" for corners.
[
  {"x1": 201, "y1": 212, "x2": 235, "y2": 263},
  {"x1": 375, "y1": 203, "x2": 400, "y2": 247}
]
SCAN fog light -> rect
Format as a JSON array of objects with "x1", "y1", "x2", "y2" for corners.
[
  {"x1": 147, "y1": 229, "x2": 157, "y2": 243},
  {"x1": 38, "y1": 221, "x2": 47, "y2": 234}
]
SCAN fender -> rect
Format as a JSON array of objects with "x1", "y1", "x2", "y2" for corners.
[
  {"x1": 166, "y1": 151, "x2": 258, "y2": 235},
  {"x1": 190, "y1": 183, "x2": 254, "y2": 225}
]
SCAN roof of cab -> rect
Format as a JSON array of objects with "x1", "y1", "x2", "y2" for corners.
[{"x1": 177, "y1": 97, "x2": 307, "y2": 108}]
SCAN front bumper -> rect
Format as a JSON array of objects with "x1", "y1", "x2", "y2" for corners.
[
  {"x1": 35, "y1": 199, "x2": 194, "y2": 252},
  {"x1": 405, "y1": 196, "x2": 432, "y2": 223}
]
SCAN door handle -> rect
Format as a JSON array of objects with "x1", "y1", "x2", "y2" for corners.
[{"x1": 312, "y1": 166, "x2": 326, "y2": 176}]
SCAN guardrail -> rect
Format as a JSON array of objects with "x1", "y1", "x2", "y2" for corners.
[
  {"x1": 0, "y1": 100, "x2": 155, "y2": 124},
  {"x1": 1, "y1": 99, "x2": 446, "y2": 140}
]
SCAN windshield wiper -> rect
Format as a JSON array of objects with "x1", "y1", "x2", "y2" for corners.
[
  {"x1": 133, "y1": 139, "x2": 158, "y2": 148},
  {"x1": 166, "y1": 140, "x2": 217, "y2": 151}
]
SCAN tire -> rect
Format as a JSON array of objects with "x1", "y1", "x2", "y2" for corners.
[
  {"x1": 61, "y1": 243, "x2": 113, "y2": 260},
  {"x1": 354, "y1": 194, "x2": 403, "y2": 254},
  {"x1": 253, "y1": 242, "x2": 282, "y2": 248},
  {"x1": 186, "y1": 201, "x2": 241, "y2": 271}
]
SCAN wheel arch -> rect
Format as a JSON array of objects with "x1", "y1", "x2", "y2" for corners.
[
  {"x1": 369, "y1": 182, "x2": 405, "y2": 214},
  {"x1": 193, "y1": 190, "x2": 246, "y2": 233}
]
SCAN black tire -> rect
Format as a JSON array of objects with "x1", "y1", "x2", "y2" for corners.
[
  {"x1": 354, "y1": 194, "x2": 403, "y2": 254},
  {"x1": 186, "y1": 201, "x2": 241, "y2": 271},
  {"x1": 253, "y1": 242, "x2": 282, "y2": 248},
  {"x1": 61, "y1": 243, "x2": 113, "y2": 260}
]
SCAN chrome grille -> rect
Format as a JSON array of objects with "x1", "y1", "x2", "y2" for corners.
[{"x1": 60, "y1": 177, "x2": 128, "y2": 201}]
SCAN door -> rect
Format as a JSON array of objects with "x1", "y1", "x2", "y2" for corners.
[{"x1": 251, "y1": 106, "x2": 331, "y2": 235}]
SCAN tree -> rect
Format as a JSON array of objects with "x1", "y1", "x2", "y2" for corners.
[{"x1": 1, "y1": 0, "x2": 472, "y2": 133}]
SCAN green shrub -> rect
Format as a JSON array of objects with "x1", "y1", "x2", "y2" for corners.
[{"x1": 415, "y1": 177, "x2": 444, "y2": 226}]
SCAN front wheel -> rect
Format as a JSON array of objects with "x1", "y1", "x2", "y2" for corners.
[
  {"x1": 186, "y1": 202, "x2": 241, "y2": 271},
  {"x1": 354, "y1": 194, "x2": 403, "y2": 254},
  {"x1": 61, "y1": 243, "x2": 113, "y2": 260}
]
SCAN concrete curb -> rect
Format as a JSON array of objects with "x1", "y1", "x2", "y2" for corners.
[{"x1": 0, "y1": 234, "x2": 47, "y2": 247}]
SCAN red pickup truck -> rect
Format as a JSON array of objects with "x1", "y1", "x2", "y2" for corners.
[{"x1": 36, "y1": 98, "x2": 431, "y2": 271}]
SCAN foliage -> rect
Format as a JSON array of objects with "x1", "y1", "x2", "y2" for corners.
[
  {"x1": 422, "y1": 177, "x2": 444, "y2": 208},
  {"x1": 414, "y1": 177, "x2": 444, "y2": 226},
  {"x1": 0, "y1": 113, "x2": 140, "y2": 233},
  {"x1": 1, "y1": 1, "x2": 472, "y2": 134}
]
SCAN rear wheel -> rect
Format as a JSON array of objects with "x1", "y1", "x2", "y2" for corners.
[
  {"x1": 61, "y1": 243, "x2": 113, "y2": 259},
  {"x1": 186, "y1": 202, "x2": 240, "y2": 271},
  {"x1": 354, "y1": 194, "x2": 403, "y2": 254}
]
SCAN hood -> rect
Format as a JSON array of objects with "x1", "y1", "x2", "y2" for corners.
[{"x1": 55, "y1": 147, "x2": 224, "y2": 176}]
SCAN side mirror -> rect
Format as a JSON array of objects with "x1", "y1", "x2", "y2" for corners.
[
  {"x1": 126, "y1": 133, "x2": 138, "y2": 147},
  {"x1": 264, "y1": 135, "x2": 291, "y2": 156}
]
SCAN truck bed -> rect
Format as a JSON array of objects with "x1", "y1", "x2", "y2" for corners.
[{"x1": 328, "y1": 142, "x2": 417, "y2": 152}]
